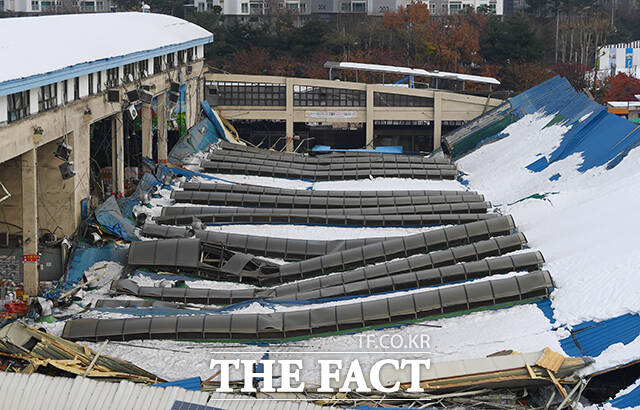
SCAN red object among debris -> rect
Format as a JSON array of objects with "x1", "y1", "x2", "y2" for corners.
[
  {"x1": 4, "y1": 301, "x2": 27, "y2": 316},
  {"x1": 22, "y1": 254, "x2": 39, "y2": 262}
]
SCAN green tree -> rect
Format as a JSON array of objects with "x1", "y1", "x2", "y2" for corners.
[{"x1": 480, "y1": 14, "x2": 544, "y2": 65}]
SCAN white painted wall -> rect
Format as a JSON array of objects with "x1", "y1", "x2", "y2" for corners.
[
  {"x1": 29, "y1": 89, "x2": 38, "y2": 115},
  {"x1": 0, "y1": 96, "x2": 8, "y2": 125},
  {"x1": 197, "y1": 45, "x2": 204, "y2": 59},
  {"x1": 79, "y1": 75, "x2": 89, "y2": 98},
  {"x1": 57, "y1": 82, "x2": 65, "y2": 106},
  {"x1": 147, "y1": 58, "x2": 155, "y2": 76}
]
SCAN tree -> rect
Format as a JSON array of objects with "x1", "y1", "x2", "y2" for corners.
[
  {"x1": 603, "y1": 73, "x2": 640, "y2": 101},
  {"x1": 480, "y1": 15, "x2": 544, "y2": 65}
]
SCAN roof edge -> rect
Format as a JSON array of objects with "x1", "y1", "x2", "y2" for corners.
[{"x1": 0, "y1": 35, "x2": 213, "y2": 97}]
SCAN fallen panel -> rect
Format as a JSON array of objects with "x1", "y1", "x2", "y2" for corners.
[
  {"x1": 153, "y1": 212, "x2": 497, "y2": 227},
  {"x1": 135, "y1": 217, "x2": 517, "y2": 284},
  {"x1": 142, "y1": 223, "x2": 389, "y2": 260},
  {"x1": 63, "y1": 270, "x2": 554, "y2": 342},
  {"x1": 214, "y1": 141, "x2": 451, "y2": 164},
  {"x1": 112, "y1": 251, "x2": 544, "y2": 304},
  {"x1": 181, "y1": 182, "x2": 476, "y2": 197},
  {"x1": 207, "y1": 152, "x2": 456, "y2": 170},
  {"x1": 127, "y1": 238, "x2": 279, "y2": 282},
  {"x1": 171, "y1": 190, "x2": 486, "y2": 208},
  {"x1": 265, "y1": 232, "x2": 528, "y2": 285},
  {"x1": 161, "y1": 202, "x2": 491, "y2": 217},
  {"x1": 200, "y1": 160, "x2": 457, "y2": 180}
]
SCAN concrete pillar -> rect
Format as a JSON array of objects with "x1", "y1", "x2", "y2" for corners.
[
  {"x1": 112, "y1": 112, "x2": 125, "y2": 197},
  {"x1": 285, "y1": 78, "x2": 294, "y2": 152},
  {"x1": 433, "y1": 92, "x2": 442, "y2": 151},
  {"x1": 141, "y1": 103, "x2": 153, "y2": 160},
  {"x1": 71, "y1": 125, "x2": 90, "y2": 226},
  {"x1": 21, "y1": 149, "x2": 38, "y2": 296},
  {"x1": 366, "y1": 84, "x2": 374, "y2": 149},
  {"x1": 157, "y1": 93, "x2": 168, "y2": 162}
]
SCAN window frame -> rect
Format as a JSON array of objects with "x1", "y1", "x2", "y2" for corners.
[
  {"x1": 7, "y1": 91, "x2": 30, "y2": 123},
  {"x1": 38, "y1": 84, "x2": 57, "y2": 112}
]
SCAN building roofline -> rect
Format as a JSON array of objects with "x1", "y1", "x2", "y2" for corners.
[{"x1": 0, "y1": 35, "x2": 213, "y2": 97}]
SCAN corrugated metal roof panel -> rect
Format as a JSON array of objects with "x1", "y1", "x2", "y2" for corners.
[
  {"x1": 560, "y1": 313, "x2": 640, "y2": 357},
  {"x1": 0, "y1": 373, "x2": 210, "y2": 410},
  {"x1": 206, "y1": 392, "x2": 339, "y2": 410},
  {"x1": 609, "y1": 379, "x2": 640, "y2": 408}
]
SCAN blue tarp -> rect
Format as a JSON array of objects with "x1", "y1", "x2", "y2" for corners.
[
  {"x1": 121, "y1": 172, "x2": 162, "y2": 219},
  {"x1": 167, "y1": 117, "x2": 220, "y2": 165},
  {"x1": 154, "y1": 377, "x2": 202, "y2": 391},
  {"x1": 559, "y1": 314, "x2": 640, "y2": 357},
  {"x1": 94, "y1": 196, "x2": 138, "y2": 242},
  {"x1": 65, "y1": 242, "x2": 128, "y2": 284}
]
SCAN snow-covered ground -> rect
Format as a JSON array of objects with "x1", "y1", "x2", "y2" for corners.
[{"x1": 54, "y1": 113, "x2": 640, "y2": 405}]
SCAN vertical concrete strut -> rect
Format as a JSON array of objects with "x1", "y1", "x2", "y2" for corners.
[
  {"x1": 366, "y1": 84, "x2": 374, "y2": 149},
  {"x1": 157, "y1": 93, "x2": 168, "y2": 162},
  {"x1": 285, "y1": 77, "x2": 294, "y2": 152},
  {"x1": 112, "y1": 112, "x2": 125, "y2": 197},
  {"x1": 434, "y1": 91, "x2": 443, "y2": 151},
  {"x1": 21, "y1": 149, "x2": 38, "y2": 296},
  {"x1": 141, "y1": 103, "x2": 153, "y2": 160}
]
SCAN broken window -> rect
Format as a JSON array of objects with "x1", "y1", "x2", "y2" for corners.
[
  {"x1": 177, "y1": 50, "x2": 185, "y2": 65},
  {"x1": 106, "y1": 67, "x2": 119, "y2": 87},
  {"x1": 7, "y1": 91, "x2": 30, "y2": 123},
  {"x1": 38, "y1": 84, "x2": 57, "y2": 112},
  {"x1": 74, "y1": 77, "x2": 79, "y2": 100},
  {"x1": 96, "y1": 71, "x2": 102, "y2": 93},
  {"x1": 123, "y1": 63, "x2": 135, "y2": 82},
  {"x1": 138, "y1": 60, "x2": 148, "y2": 78},
  {"x1": 88, "y1": 73, "x2": 94, "y2": 96},
  {"x1": 154, "y1": 56, "x2": 164, "y2": 73},
  {"x1": 167, "y1": 53, "x2": 175, "y2": 69}
]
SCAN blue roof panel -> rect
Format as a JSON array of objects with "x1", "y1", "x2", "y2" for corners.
[{"x1": 559, "y1": 314, "x2": 640, "y2": 357}]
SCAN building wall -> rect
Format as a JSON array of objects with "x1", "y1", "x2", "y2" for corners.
[
  {"x1": 5, "y1": 0, "x2": 112, "y2": 12},
  {"x1": 0, "y1": 96, "x2": 7, "y2": 125},
  {"x1": 0, "y1": 50, "x2": 206, "y2": 237},
  {"x1": 598, "y1": 43, "x2": 640, "y2": 79}
]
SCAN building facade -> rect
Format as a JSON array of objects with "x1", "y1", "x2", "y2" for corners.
[
  {"x1": 1, "y1": 0, "x2": 113, "y2": 12},
  {"x1": 597, "y1": 41, "x2": 640, "y2": 80},
  {"x1": 192, "y1": 0, "x2": 502, "y2": 23},
  {"x1": 0, "y1": 12, "x2": 212, "y2": 295}
]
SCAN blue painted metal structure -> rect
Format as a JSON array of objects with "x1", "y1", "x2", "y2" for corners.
[
  {"x1": 154, "y1": 377, "x2": 202, "y2": 391},
  {"x1": 608, "y1": 379, "x2": 640, "y2": 408},
  {"x1": 448, "y1": 76, "x2": 640, "y2": 173},
  {"x1": 311, "y1": 145, "x2": 404, "y2": 154},
  {"x1": 559, "y1": 313, "x2": 640, "y2": 357}
]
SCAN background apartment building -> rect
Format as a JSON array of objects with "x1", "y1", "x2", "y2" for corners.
[
  {"x1": 1, "y1": 0, "x2": 112, "y2": 12},
  {"x1": 191, "y1": 0, "x2": 503, "y2": 23}
]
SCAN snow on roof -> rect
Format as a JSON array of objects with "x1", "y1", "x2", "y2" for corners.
[
  {"x1": 0, "y1": 12, "x2": 212, "y2": 95},
  {"x1": 324, "y1": 61, "x2": 501, "y2": 85}
]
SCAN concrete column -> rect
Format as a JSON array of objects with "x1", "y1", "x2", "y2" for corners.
[
  {"x1": 111, "y1": 112, "x2": 124, "y2": 196},
  {"x1": 365, "y1": 84, "x2": 374, "y2": 149},
  {"x1": 157, "y1": 93, "x2": 168, "y2": 162},
  {"x1": 433, "y1": 92, "x2": 442, "y2": 151},
  {"x1": 285, "y1": 78, "x2": 294, "y2": 152},
  {"x1": 141, "y1": 103, "x2": 153, "y2": 160},
  {"x1": 21, "y1": 149, "x2": 38, "y2": 296}
]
